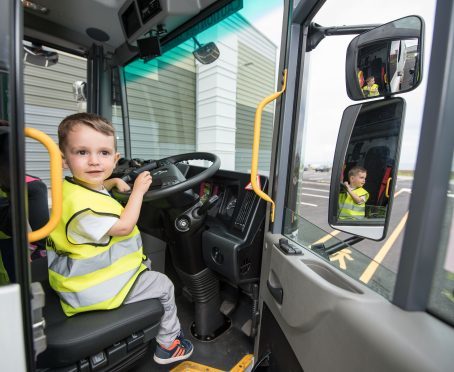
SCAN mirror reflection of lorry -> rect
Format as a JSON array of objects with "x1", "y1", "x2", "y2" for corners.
[{"x1": 1, "y1": 1, "x2": 453, "y2": 371}]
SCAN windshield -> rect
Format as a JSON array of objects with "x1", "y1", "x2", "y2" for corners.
[{"x1": 123, "y1": 0, "x2": 284, "y2": 175}]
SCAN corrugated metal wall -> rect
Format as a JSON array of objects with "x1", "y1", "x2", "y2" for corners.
[
  {"x1": 125, "y1": 43, "x2": 196, "y2": 160},
  {"x1": 235, "y1": 41, "x2": 276, "y2": 174}
]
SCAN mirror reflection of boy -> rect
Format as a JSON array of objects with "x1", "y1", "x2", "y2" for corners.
[
  {"x1": 339, "y1": 166, "x2": 369, "y2": 220},
  {"x1": 362, "y1": 76, "x2": 379, "y2": 97}
]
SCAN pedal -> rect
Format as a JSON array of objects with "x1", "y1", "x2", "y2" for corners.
[{"x1": 220, "y1": 299, "x2": 235, "y2": 316}]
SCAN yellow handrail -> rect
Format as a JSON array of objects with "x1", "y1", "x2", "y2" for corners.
[
  {"x1": 250, "y1": 69, "x2": 287, "y2": 222},
  {"x1": 25, "y1": 128, "x2": 62, "y2": 242},
  {"x1": 385, "y1": 177, "x2": 392, "y2": 198}
]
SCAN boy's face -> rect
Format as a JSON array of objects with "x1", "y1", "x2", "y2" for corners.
[
  {"x1": 62, "y1": 124, "x2": 119, "y2": 190},
  {"x1": 349, "y1": 171, "x2": 367, "y2": 188},
  {"x1": 367, "y1": 78, "x2": 375, "y2": 86}
]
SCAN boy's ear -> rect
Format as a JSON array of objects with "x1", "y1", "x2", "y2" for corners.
[
  {"x1": 114, "y1": 152, "x2": 120, "y2": 165},
  {"x1": 61, "y1": 152, "x2": 69, "y2": 169}
]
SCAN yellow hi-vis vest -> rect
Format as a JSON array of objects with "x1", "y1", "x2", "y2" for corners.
[
  {"x1": 0, "y1": 188, "x2": 10, "y2": 284},
  {"x1": 46, "y1": 178, "x2": 147, "y2": 316},
  {"x1": 362, "y1": 83, "x2": 379, "y2": 97},
  {"x1": 338, "y1": 187, "x2": 369, "y2": 220}
]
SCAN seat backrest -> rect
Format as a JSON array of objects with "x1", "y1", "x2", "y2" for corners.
[{"x1": 363, "y1": 146, "x2": 390, "y2": 205}]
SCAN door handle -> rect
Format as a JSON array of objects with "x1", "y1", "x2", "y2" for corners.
[
  {"x1": 25, "y1": 127, "x2": 62, "y2": 242},
  {"x1": 267, "y1": 279, "x2": 283, "y2": 304}
]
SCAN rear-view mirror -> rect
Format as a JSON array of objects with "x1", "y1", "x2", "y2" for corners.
[
  {"x1": 328, "y1": 98, "x2": 405, "y2": 240},
  {"x1": 192, "y1": 39, "x2": 220, "y2": 65},
  {"x1": 346, "y1": 16, "x2": 423, "y2": 100}
]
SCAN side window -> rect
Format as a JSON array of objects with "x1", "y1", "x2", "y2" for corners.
[
  {"x1": 428, "y1": 153, "x2": 454, "y2": 325},
  {"x1": 284, "y1": 1, "x2": 436, "y2": 299},
  {"x1": 23, "y1": 45, "x2": 87, "y2": 184}
]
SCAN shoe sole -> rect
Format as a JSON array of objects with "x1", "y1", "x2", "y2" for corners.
[{"x1": 153, "y1": 348, "x2": 194, "y2": 365}]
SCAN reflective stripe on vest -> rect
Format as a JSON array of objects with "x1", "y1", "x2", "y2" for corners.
[
  {"x1": 339, "y1": 187, "x2": 369, "y2": 220},
  {"x1": 47, "y1": 234, "x2": 142, "y2": 278},
  {"x1": 52, "y1": 267, "x2": 139, "y2": 308},
  {"x1": 47, "y1": 179, "x2": 147, "y2": 316}
]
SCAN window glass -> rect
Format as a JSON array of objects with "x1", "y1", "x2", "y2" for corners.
[
  {"x1": 124, "y1": 0, "x2": 283, "y2": 174},
  {"x1": 284, "y1": 0, "x2": 436, "y2": 299},
  {"x1": 23, "y1": 45, "x2": 88, "y2": 184},
  {"x1": 428, "y1": 154, "x2": 454, "y2": 325}
]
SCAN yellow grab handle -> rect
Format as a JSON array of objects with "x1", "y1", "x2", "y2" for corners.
[
  {"x1": 250, "y1": 69, "x2": 287, "y2": 222},
  {"x1": 25, "y1": 128, "x2": 62, "y2": 242},
  {"x1": 385, "y1": 177, "x2": 392, "y2": 198}
]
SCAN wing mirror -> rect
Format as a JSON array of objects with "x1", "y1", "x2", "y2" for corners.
[
  {"x1": 192, "y1": 37, "x2": 220, "y2": 65},
  {"x1": 23, "y1": 44, "x2": 59, "y2": 67},
  {"x1": 328, "y1": 98, "x2": 405, "y2": 240},
  {"x1": 346, "y1": 15, "x2": 423, "y2": 100}
]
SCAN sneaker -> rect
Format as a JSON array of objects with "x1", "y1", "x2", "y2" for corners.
[{"x1": 153, "y1": 332, "x2": 194, "y2": 365}]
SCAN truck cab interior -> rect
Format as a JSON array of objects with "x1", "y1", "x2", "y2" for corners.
[
  {"x1": 2, "y1": 1, "x2": 454, "y2": 372},
  {"x1": 21, "y1": 0, "x2": 271, "y2": 370}
]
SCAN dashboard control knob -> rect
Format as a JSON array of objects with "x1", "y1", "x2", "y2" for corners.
[{"x1": 175, "y1": 216, "x2": 190, "y2": 232}]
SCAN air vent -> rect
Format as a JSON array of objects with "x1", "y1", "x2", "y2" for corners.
[{"x1": 234, "y1": 191, "x2": 255, "y2": 230}]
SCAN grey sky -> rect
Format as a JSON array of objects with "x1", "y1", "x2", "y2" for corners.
[{"x1": 303, "y1": 0, "x2": 437, "y2": 169}]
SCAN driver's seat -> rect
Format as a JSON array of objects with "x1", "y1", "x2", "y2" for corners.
[{"x1": 32, "y1": 257, "x2": 164, "y2": 371}]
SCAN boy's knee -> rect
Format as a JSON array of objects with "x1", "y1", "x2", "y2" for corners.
[{"x1": 161, "y1": 274, "x2": 174, "y2": 293}]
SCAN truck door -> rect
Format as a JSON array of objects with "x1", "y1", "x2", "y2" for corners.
[{"x1": 255, "y1": 1, "x2": 454, "y2": 370}]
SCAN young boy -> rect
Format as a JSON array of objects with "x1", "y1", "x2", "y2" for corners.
[
  {"x1": 47, "y1": 113, "x2": 193, "y2": 365},
  {"x1": 362, "y1": 76, "x2": 379, "y2": 97},
  {"x1": 338, "y1": 166, "x2": 369, "y2": 220}
]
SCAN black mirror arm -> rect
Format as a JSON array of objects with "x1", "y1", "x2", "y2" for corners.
[{"x1": 307, "y1": 23, "x2": 379, "y2": 52}]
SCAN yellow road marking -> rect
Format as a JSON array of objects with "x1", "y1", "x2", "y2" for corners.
[
  {"x1": 359, "y1": 212, "x2": 409, "y2": 284},
  {"x1": 329, "y1": 249, "x2": 354, "y2": 270},
  {"x1": 313, "y1": 230, "x2": 341, "y2": 245}
]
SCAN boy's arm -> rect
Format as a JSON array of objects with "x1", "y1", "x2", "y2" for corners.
[
  {"x1": 107, "y1": 172, "x2": 152, "y2": 236},
  {"x1": 104, "y1": 178, "x2": 131, "y2": 192},
  {"x1": 343, "y1": 182, "x2": 366, "y2": 204}
]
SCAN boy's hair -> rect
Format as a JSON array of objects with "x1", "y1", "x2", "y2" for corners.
[
  {"x1": 58, "y1": 113, "x2": 116, "y2": 152},
  {"x1": 348, "y1": 166, "x2": 367, "y2": 179}
]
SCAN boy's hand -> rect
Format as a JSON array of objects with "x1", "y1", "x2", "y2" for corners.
[
  {"x1": 104, "y1": 178, "x2": 131, "y2": 192},
  {"x1": 132, "y1": 171, "x2": 152, "y2": 195},
  {"x1": 343, "y1": 181, "x2": 350, "y2": 189}
]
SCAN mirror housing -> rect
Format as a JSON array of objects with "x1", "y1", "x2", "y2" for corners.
[
  {"x1": 23, "y1": 44, "x2": 59, "y2": 67},
  {"x1": 193, "y1": 41, "x2": 220, "y2": 65},
  {"x1": 346, "y1": 16, "x2": 423, "y2": 100},
  {"x1": 328, "y1": 98, "x2": 405, "y2": 240}
]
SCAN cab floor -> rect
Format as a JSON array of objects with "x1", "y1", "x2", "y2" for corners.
[{"x1": 129, "y1": 293, "x2": 253, "y2": 371}]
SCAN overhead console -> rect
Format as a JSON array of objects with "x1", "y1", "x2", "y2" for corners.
[{"x1": 119, "y1": 0, "x2": 218, "y2": 44}]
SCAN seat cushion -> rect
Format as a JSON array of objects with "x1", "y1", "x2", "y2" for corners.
[{"x1": 34, "y1": 259, "x2": 163, "y2": 368}]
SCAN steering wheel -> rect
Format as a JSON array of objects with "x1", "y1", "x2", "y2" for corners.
[{"x1": 111, "y1": 152, "x2": 220, "y2": 203}]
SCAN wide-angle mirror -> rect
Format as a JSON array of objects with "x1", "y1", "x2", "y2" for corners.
[
  {"x1": 328, "y1": 98, "x2": 405, "y2": 240},
  {"x1": 346, "y1": 15, "x2": 423, "y2": 100}
]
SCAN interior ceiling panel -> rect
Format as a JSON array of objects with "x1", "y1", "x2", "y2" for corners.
[{"x1": 23, "y1": 0, "x2": 218, "y2": 53}]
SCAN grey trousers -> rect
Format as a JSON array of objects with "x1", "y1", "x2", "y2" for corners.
[{"x1": 124, "y1": 261, "x2": 181, "y2": 347}]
